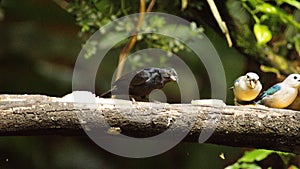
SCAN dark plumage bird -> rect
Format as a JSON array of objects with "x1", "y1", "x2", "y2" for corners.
[{"x1": 101, "y1": 67, "x2": 178, "y2": 100}]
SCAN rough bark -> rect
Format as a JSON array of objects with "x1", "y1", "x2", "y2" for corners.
[{"x1": 0, "y1": 94, "x2": 300, "y2": 154}]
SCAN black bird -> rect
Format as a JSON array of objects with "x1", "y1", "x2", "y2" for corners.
[{"x1": 101, "y1": 67, "x2": 178, "y2": 100}]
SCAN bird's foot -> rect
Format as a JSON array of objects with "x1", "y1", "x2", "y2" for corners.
[{"x1": 130, "y1": 97, "x2": 137, "y2": 104}]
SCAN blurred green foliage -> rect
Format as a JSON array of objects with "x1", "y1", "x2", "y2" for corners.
[
  {"x1": 229, "y1": 0, "x2": 300, "y2": 75},
  {"x1": 225, "y1": 149, "x2": 297, "y2": 169}
]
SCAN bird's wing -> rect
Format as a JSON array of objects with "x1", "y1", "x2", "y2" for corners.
[
  {"x1": 114, "y1": 69, "x2": 151, "y2": 87},
  {"x1": 231, "y1": 77, "x2": 241, "y2": 90},
  {"x1": 260, "y1": 84, "x2": 281, "y2": 99},
  {"x1": 130, "y1": 69, "x2": 152, "y2": 86}
]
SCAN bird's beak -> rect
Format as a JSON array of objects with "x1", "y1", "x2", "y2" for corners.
[
  {"x1": 170, "y1": 75, "x2": 177, "y2": 82},
  {"x1": 249, "y1": 80, "x2": 256, "y2": 89}
]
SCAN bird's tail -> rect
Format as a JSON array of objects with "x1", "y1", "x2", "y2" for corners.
[
  {"x1": 100, "y1": 90, "x2": 112, "y2": 98},
  {"x1": 254, "y1": 100, "x2": 262, "y2": 105}
]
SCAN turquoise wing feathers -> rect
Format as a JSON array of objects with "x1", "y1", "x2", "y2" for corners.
[{"x1": 260, "y1": 84, "x2": 281, "y2": 99}]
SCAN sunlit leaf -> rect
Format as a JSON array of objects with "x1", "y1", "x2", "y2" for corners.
[
  {"x1": 181, "y1": 0, "x2": 188, "y2": 10},
  {"x1": 288, "y1": 165, "x2": 299, "y2": 169},
  {"x1": 254, "y1": 24, "x2": 272, "y2": 45},
  {"x1": 256, "y1": 3, "x2": 278, "y2": 14},
  {"x1": 277, "y1": 0, "x2": 300, "y2": 10},
  {"x1": 225, "y1": 162, "x2": 262, "y2": 169},
  {"x1": 238, "y1": 149, "x2": 274, "y2": 163},
  {"x1": 239, "y1": 163, "x2": 262, "y2": 169},
  {"x1": 224, "y1": 162, "x2": 241, "y2": 169}
]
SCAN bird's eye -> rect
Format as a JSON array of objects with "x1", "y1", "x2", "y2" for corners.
[
  {"x1": 246, "y1": 75, "x2": 249, "y2": 79},
  {"x1": 294, "y1": 76, "x2": 298, "y2": 80}
]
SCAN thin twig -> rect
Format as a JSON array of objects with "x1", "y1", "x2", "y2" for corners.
[
  {"x1": 207, "y1": 0, "x2": 233, "y2": 47},
  {"x1": 146, "y1": 0, "x2": 156, "y2": 12},
  {"x1": 115, "y1": 0, "x2": 146, "y2": 80},
  {"x1": 53, "y1": 0, "x2": 70, "y2": 11}
]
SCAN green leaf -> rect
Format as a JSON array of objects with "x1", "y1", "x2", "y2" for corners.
[
  {"x1": 224, "y1": 162, "x2": 241, "y2": 169},
  {"x1": 254, "y1": 24, "x2": 272, "y2": 45},
  {"x1": 288, "y1": 165, "x2": 299, "y2": 169},
  {"x1": 181, "y1": 0, "x2": 188, "y2": 10},
  {"x1": 225, "y1": 162, "x2": 262, "y2": 169},
  {"x1": 277, "y1": 0, "x2": 300, "y2": 10},
  {"x1": 256, "y1": 3, "x2": 278, "y2": 14},
  {"x1": 93, "y1": 0, "x2": 111, "y2": 14},
  {"x1": 239, "y1": 163, "x2": 262, "y2": 169},
  {"x1": 238, "y1": 149, "x2": 274, "y2": 163}
]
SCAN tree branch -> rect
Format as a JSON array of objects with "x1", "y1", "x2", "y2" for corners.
[{"x1": 0, "y1": 94, "x2": 300, "y2": 154}]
